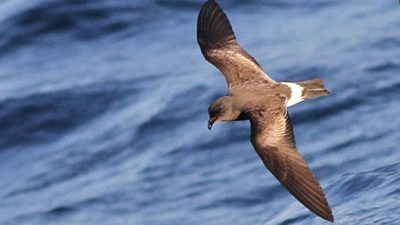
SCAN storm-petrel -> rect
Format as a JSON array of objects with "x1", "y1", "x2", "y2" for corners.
[{"x1": 197, "y1": 0, "x2": 334, "y2": 222}]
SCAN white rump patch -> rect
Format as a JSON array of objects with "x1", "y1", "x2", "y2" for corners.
[{"x1": 282, "y1": 82, "x2": 304, "y2": 107}]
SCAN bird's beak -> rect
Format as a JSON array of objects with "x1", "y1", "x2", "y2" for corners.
[{"x1": 208, "y1": 118, "x2": 216, "y2": 130}]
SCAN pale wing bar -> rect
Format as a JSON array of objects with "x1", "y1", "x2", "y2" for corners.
[{"x1": 197, "y1": 0, "x2": 275, "y2": 87}]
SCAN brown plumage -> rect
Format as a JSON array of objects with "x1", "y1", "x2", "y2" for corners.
[
  {"x1": 197, "y1": 0, "x2": 276, "y2": 87},
  {"x1": 197, "y1": 0, "x2": 334, "y2": 222}
]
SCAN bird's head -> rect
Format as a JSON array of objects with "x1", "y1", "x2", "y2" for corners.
[{"x1": 207, "y1": 96, "x2": 239, "y2": 130}]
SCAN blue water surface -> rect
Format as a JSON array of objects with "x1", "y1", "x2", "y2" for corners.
[{"x1": 0, "y1": 0, "x2": 399, "y2": 224}]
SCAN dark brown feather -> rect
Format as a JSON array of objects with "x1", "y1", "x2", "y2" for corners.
[
  {"x1": 197, "y1": 0, "x2": 275, "y2": 87},
  {"x1": 249, "y1": 105, "x2": 334, "y2": 222}
]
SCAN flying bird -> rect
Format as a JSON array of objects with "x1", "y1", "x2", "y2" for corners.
[{"x1": 197, "y1": 0, "x2": 334, "y2": 222}]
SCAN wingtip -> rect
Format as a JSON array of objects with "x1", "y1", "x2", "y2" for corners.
[
  {"x1": 305, "y1": 197, "x2": 335, "y2": 223},
  {"x1": 201, "y1": 0, "x2": 218, "y2": 9},
  {"x1": 197, "y1": 0, "x2": 235, "y2": 49},
  {"x1": 319, "y1": 206, "x2": 334, "y2": 222},
  {"x1": 316, "y1": 191, "x2": 335, "y2": 222},
  {"x1": 326, "y1": 214, "x2": 335, "y2": 223}
]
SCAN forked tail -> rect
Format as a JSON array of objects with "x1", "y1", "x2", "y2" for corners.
[{"x1": 297, "y1": 78, "x2": 330, "y2": 99}]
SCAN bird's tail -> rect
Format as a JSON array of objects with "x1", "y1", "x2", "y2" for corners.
[{"x1": 296, "y1": 78, "x2": 330, "y2": 99}]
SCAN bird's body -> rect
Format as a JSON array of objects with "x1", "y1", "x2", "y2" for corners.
[
  {"x1": 227, "y1": 78, "x2": 329, "y2": 118},
  {"x1": 197, "y1": 0, "x2": 334, "y2": 222}
]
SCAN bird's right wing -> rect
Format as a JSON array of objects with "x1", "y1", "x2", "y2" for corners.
[
  {"x1": 249, "y1": 105, "x2": 334, "y2": 222},
  {"x1": 197, "y1": 0, "x2": 275, "y2": 88}
]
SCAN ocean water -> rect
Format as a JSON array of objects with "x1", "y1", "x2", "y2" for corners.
[{"x1": 0, "y1": 0, "x2": 399, "y2": 224}]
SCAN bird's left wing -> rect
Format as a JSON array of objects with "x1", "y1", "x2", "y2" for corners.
[
  {"x1": 197, "y1": 0, "x2": 275, "y2": 88},
  {"x1": 249, "y1": 104, "x2": 334, "y2": 222}
]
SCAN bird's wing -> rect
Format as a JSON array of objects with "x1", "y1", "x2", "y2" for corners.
[
  {"x1": 249, "y1": 104, "x2": 334, "y2": 222},
  {"x1": 197, "y1": 0, "x2": 275, "y2": 88}
]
